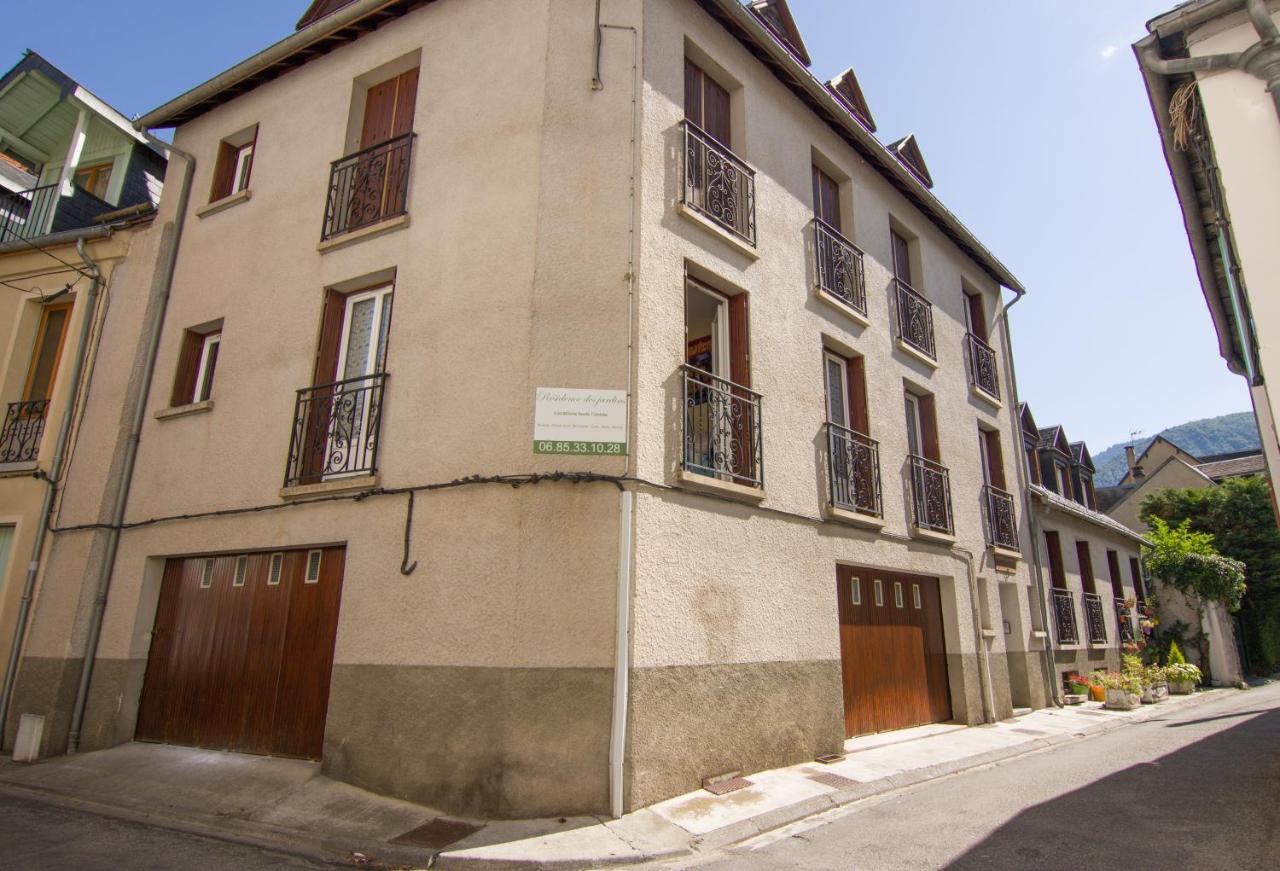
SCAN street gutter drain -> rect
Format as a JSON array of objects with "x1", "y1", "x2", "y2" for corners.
[
  {"x1": 809, "y1": 772, "x2": 861, "y2": 790},
  {"x1": 702, "y1": 772, "x2": 753, "y2": 796},
  {"x1": 389, "y1": 817, "x2": 482, "y2": 849},
  {"x1": 814, "y1": 753, "x2": 846, "y2": 764}
]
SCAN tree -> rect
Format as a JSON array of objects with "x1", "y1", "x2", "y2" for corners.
[
  {"x1": 1141, "y1": 475, "x2": 1280, "y2": 673},
  {"x1": 1140, "y1": 518, "x2": 1245, "y2": 679}
]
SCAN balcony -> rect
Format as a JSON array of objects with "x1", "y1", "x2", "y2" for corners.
[
  {"x1": 0, "y1": 183, "x2": 115, "y2": 245},
  {"x1": 1116, "y1": 598, "x2": 1136, "y2": 644},
  {"x1": 894, "y1": 279, "x2": 936, "y2": 361},
  {"x1": 964, "y1": 333, "x2": 1000, "y2": 401},
  {"x1": 826, "y1": 422, "x2": 881, "y2": 518},
  {"x1": 909, "y1": 454, "x2": 953, "y2": 535},
  {"x1": 0, "y1": 400, "x2": 49, "y2": 464},
  {"x1": 982, "y1": 484, "x2": 1019, "y2": 551},
  {"x1": 813, "y1": 218, "x2": 866, "y2": 316},
  {"x1": 1083, "y1": 592, "x2": 1108, "y2": 644},
  {"x1": 284, "y1": 373, "x2": 387, "y2": 488},
  {"x1": 321, "y1": 133, "x2": 415, "y2": 242},
  {"x1": 681, "y1": 120, "x2": 756, "y2": 247},
  {"x1": 1051, "y1": 588, "x2": 1079, "y2": 645},
  {"x1": 681, "y1": 365, "x2": 762, "y2": 490}
]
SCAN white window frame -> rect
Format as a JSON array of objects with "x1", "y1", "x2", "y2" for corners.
[
  {"x1": 904, "y1": 392, "x2": 923, "y2": 459},
  {"x1": 913, "y1": 583, "x2": 922, "y2": 610},
  {"x1": 850, "y1": 577, "x2": 861, "y2": 606},
  {"x1": 824, "y1": 350, "x2": 849, "y2": 429},
  {"x1": 193, "y1": 332, "x2": 220, "y2": 402},
  {"x1": 305, "y1": 549, "x2": 322, "y2": 584},
  {"x1": 268, "y1": 552, "x2": 284, "y2": 586},
  {"x1": 685, "y1": 278, "x2": 731, "y2": 380},
  {"x1": 200, "y1": 558, "x2": 215, "y2": 589},
  {"x1": 873, "y1": 578, "x2": 884, "y2": 607},
  {"x1": 233, "y1": 555, "x2": 247, "y2": 587},
  {"x1": 232, "y1": 142, "x2": 254, "y2": 193},
  {"x1": 894, "y1": 581, "x2": 904, "y2": 608}
]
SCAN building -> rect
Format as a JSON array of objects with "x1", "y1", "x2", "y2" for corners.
[
  {"x1": 1134, "y1": 0, "x2": 1280, "y2": 519},
  {"x1": 1018, "y1": 405, "x2": 1148, "y2": 691},
  {"x1": 0, "y1": 51, "x2": 164, "y2": 743},
  {"x1": 4, "y1": 0, "x2": 1051, "y2": 819}
]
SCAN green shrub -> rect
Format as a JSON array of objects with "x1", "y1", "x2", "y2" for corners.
[
  {"x1": 1123, "y1": 653, "x2": 1145, "y2": 677},
  {"x1": 1097, "y1": 671, "x2": 1142, "y2": 694},
  {"x1": 1167, "y1": 641, "x2": 1186, "y2": 666},
  {"x1": 1166, "y1": 662, "x2": 1202, "y2": 683}
]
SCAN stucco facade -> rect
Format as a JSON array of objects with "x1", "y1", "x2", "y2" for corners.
[{"x1": 5, "y1": 0, "x2": 1048, "y2": 819}]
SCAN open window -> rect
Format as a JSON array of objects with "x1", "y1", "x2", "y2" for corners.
[
  {"x1": 905, "y1": 386, "x2": 951, "y2": 534},
  {"x1": 978, "y1": 427, "x2": 1006, "y2": 490},
  {"x1": 209, "y1": 126, "x2": 257, "y2": 202},
  {"x1": 903, "y1": 389, "x2": 939, "y2": 464},
  {"x1": 825, "y1": 348, "x2": 878, "y2": 516},
  {"x1": 171, "y1": 322, "x2": 223, "y2": 407}
]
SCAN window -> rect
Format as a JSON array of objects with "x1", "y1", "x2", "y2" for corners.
[
  {"x1": 964, "y1": 291, "x2": 988, "y2": 342},
  {"x1": 200, "y1": 558, "x2": 215, "y2": 589},
  {"x1": 873, "y1": 578, "x2": 884, "y2": 606},
  {"x1": 825, "y1": 350, "x2": 869, "y2": 435},
  {"x1": 22, "y1": 303, "x2": 71, "y2": 404},
  {"x1": 171, "y1": 325, "x2": 222, "y2": 407},
  {"x1": 812, "y1": 165, "x2": 841, "y2": 231},
  {"x1": 904, "y1": 389, "x2": 939, "y2": 462},
  {"x1": 891, "y1": 229, "x2": 913, "y2": 286},
  {"x1": 305, "y1": 549, "x2": 322, "y2": 583},
  {"x1": 1045, "y1": 531, "x2": 1066, "y2": 589},
  {"x1": 73, "y1": 162, "x2": 113, "y2": 200},
  {"x1": 209, "y1": 126, "x2": 258, "y2": 202},
  {"x1": 1076, "y1": 541, "x2": 1096, "y2": 594},
  {"x1": 1130, "y1": 556, "x2": 1146, "y2": 603},
  {"x1": 684, "y1": 59, "x2": 731, "y2": 145},
  {"x1": 894, "y1": 581, "x2": 904, "y2": 608},
  {"x1": 912, "y1": 583, "x2": 922, "y2": 609},
  {"x1": 850, "y1": 577, "x2": 861, "y2": 605},
  {"x1": 268, "y1": 552, "x2": 284, "y2": 586},
  {"x1": 979, "y1": 428, "x2": 1006, "y2": 490},
  {"x1": 233, "y1": 555, "x2": 248, "y2": 587},
  {"x1": 1107, "y1": 550, "x2": 1124, "y2": 598}
]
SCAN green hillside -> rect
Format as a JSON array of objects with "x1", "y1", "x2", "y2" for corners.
[{"x1": 1093, "y1": 411, "x2": 1260, "y2": 487}]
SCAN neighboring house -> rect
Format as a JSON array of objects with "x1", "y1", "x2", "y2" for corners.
[
  {"x1": 1134, "y1": 0, "x2": 1280, "y2": 520},
  {"x1": 5, "y1": 0, "x2": 1051, "y2": 820},
  {"x1": 0, "y1": 52, "x2": 164, "y2": 735},
  {"x1": 1018, "y1": 405, "x2": 1147, "y2": 690}
]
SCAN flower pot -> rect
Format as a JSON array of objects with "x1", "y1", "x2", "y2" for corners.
[
  {"x1": 1105, "y1": 688, "x2": 1141, "y2": 711},
  {"x1": 1070, "y1": 683, "x2": 1089, "y2": 697},
  {"x1": 1154, "y1": 683, "x2": 1169, "y2": 702},
  {"x1": 1089, "y1": 685, "x2": 1106, "y2": 702},
  {"x1": 1169, "y1": 680, "x2": 1196, "y2": 695},
  {"x1": 1140, "y1": 684, "x2": 1156, "y2": 704}
]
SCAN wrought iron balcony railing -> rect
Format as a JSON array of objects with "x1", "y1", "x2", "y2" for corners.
[
  {"x1": 284, "y1": 373, "x2": 387, "y2": 487},
  {"x1": 894, "y1": 279, "x2": 936, "y2": 361},
  {"x1": 0, "y1": 184, "x2": 57, "y2": 244},
  {"x1": 826, "y1": 422, "x2": 881, "y2": 517},
  {"x1": 813, "y1": 218, "x2": 866, "y2": 316},
  {"x1": 682, "y1": 365, "x2": 763, "y2": 489},
  {"x1": 322, "y1": 133, "x2": 415, "y2": 241},
  {"x1": 909, "y1": 454, "x2": 953, "y2": 535},
  {"x1": 1051, "y1": 588, "x2": 1079, "y2": 646},
  {"x1": 1116, "y1": 598, "x2": 1136, "y2": 643},
  {"x1": 0, "y1": 400, "x2": 50, "y2": 464},
  {"x1": 1083, "y1": 592, "x2": 1108, "y2": 644},
  {"x1": 681, "y1": 120, "x2": 756, "y2": 246},
  {"x1": 964, "y1": 333, "x2": 1000, "y2": 400},
  {"x1": 982, "y1": 484, "x2": 1019, "y2": 551}
]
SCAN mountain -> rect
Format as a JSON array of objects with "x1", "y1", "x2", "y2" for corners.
[{"x1": 1093, "y1": 411, "x2": 1261, "y2": 487}]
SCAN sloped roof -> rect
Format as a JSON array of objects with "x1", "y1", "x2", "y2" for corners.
[
  {"x1": 1070, "y1": 441, "x2": 1095, "y2": 472},
  {"x1": 1195, "y1": 452, "x2": 1266, "y2": 481},
  {"x1": 297, "y1": 0, "x2": 359, "y2": 30},
  {"x1": 1019, "y1": 403, "x2": 1039, "y2": 439},
  {"x1": 1038, "y1": 425, "x2": 1071, "y2": 456},
  {"x1": 887, "y1": 134, "x2": 933, "y2": 189},
  {"x1": 749, "y1": 0, "x2": 811, "y2": 66},
  {"x1": 826, "y1": 68, "x2": 875, "y2": 132},
  {"x1": 1030, "y1": 484, "x2": 1149, "y2": 545}
]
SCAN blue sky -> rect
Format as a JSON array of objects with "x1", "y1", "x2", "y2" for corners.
[{"x1": 2, "y1": 1, "x2": 1252, "y2": 450}]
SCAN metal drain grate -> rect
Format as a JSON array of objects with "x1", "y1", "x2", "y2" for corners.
[
  {"x1": 389, "y1": 817, "x2": 482, "y2": 849},
  {"x1": 809, "y1": 772, "x2": 860, "y2": 789},
  {"x1": 814, "y1": 753, "x2": 846, "y2": 765},
  {"x1": 703, "y1": 776, "x2": 753, "y2": 796}
]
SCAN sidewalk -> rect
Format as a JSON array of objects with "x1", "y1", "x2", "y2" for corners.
[{"x1": 0, "y1": 689, "x2": 1234, "y2": 870}]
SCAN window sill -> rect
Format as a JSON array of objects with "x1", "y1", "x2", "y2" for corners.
[
  {"x1": 677, "y1": 202, "x2": 759, "y2": 261},
  {"x1": 970, "y1": 383, "x2": 1002, "y2": 411},
  {"x1": 280, "y1": 473, "x2": 379, "y2": 500},
  {"x1": 815, "y1": 287, "x2": 870, "y2": 328},
  {"x1": 1030, "y1": 630, "x2": 1048, "y2": 640},
  {"x1": 677, "y1": 468, "x2": 765, "y2": 503},
  {"x1": 991, "y1": 544, "x2": 1022, "y2": 561},
  {"x1": 895, "y1": 338, "x2": 939, "y2": 370},
  {"x1": 196, "y1": 189, "x2": 252, "y2": 218},
  {"x1": 826, "y1": 505, "x2": 884, "y2": 530},
  {"x1": 154, "y1": 399, "x2": 214, "y2": 421},
  {"x1": 981, "y1": 628, "x2": 999, "y2": 640},
  {"x1": 911, "y1": 525, "x2": 956, "y2": 546},
  {"x1": 317, "y1": 213, "x2": 410, "y2": 253},
  {"x1": 0, "y1": 460, "x2": 39, "y2": 478}
]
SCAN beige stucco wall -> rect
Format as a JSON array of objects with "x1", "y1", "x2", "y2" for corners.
[{"x1": 1107, "y1": 458, "x2": 1214, "y2": 532}]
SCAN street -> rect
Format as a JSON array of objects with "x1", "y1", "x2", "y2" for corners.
[{"x1": 676, "y1": 681, "x2": 1280, "y2": 870}]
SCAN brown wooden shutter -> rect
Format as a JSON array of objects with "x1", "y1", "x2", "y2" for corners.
[
  {"x1": 360, "y1": 77, "x2": 400, "y2": 150},
  {"x1": 684, "y1": 59, "x2": 703, "y2": 127},
  {"x1": 313, "y1": 289, "x2": 347, "y2": 388},
  {"x1": 703, "y1": 75, "x2": 730, "y2": 146},
  {"x1": 1107, "y1": 551, "x2": 1124, "y2": 598},
  {"x1": 391, "y1": 68, "x2": 419, "y2": 138},
  {"x1": 983, "y1": 429, "x2": 1006, "y2": 490},
  {"x1": 966, "y1": 293, "x2": 988, "y2": 342},
  {"x1": 170, "y1": 330, "x2": 204, "y2": 407},
  {"x1": 919, "y1": 394, "x2": 940, "y2": 463},
  {"x1": 891, "y1": 231, "x2": 912, "y2": 284},
  {"x1": 1076, "y1": 542, "x2": 1096, "y2": 594},
  {"x1": 209, "y1": 142, "x2": 238, "y2": 202},
  {"x1": 1046, "y1": 532, "x2": 1066, "y2": 589},
  {"x1": 728, "y1": 293, "x2": 750, "y2": 389},
  {"x1": 847, "y1": 355, "x2": 869, "y2": 435},
  {"x1": 813, "y1": 166, "x2": 840, "y2": 230},
  {"x1": 1130, "y1": 557, "x2": 1146, "y2": 602}
]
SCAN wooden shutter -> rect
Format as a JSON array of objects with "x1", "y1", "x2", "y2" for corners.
[
  {"x1": 22, "y1": 304, "x2": 71, "y2": 403},
  {"x1": 1076, "y1": 542, "x2": 1096, "y2": 594},
  {"x1": 1107, "y1": 551, "x2": 1124, "y2": 598},
  {"x1": 1046, "y1": 532, "x2": 1066, "y2": 589},
  {"x1": 966, "y1": 292, "x2": 988, "y2": 342},
  {"x1": 313, "y1": 289, "x2": 347, "y2": 388},
  {"x1": 891, "y1": 231, "x2": 912, "y2": 284},
  {"x1": 1130, "y1": 557, "x2": 1146, "y2": 602},
  {"x1": 360, "y1": 77, "x2": 400, "y2": 150},
  {"x1": 210, "y1": 141, "x2": 238, "y2": 202},
  {"x1": 169, "y1": 331, "x2": 205, "y2": 407},
  {"x1": 728, "y1": 293, "x2": 750, "y2": 389},
  {"x1": 982, "y1": 429, "x2": 1006, "y2": 490},
  {"x1": 390, "y1": 68, "x2": 419, "y2": 138},
  {"x1": 812, "y1": 166, "x2": 841, "y2": 230},
  {"x1": 684, "y1": 59, "x2": 703, "y2": 129},
  {"x1": 918, "y1": 394, "x2": 940, "y2": 463},
  {"x1": 684, "y1": 60, "x2": 730, "y2": 146},
  {"x1": 847, "y1": 355, "x2": 869, "y2": 435}
]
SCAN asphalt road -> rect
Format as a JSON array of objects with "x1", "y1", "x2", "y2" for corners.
[{"x1": 680, "y1": 681, "x2": 1280, "y2": 870}]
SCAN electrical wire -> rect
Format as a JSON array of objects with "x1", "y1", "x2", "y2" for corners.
[{"x1": 15, "y1": 232, "x2": 95, "y2": 279}]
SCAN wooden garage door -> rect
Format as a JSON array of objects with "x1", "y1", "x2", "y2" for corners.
[
  {"x1": 136, "y1": 546, "x2": 345, "y2": 759},
  {"x1": 836, "y1": 566, "x2": 951, "y2": 737}
]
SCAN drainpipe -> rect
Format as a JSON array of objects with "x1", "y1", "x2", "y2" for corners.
[
  {"x1": 65, "y1": 134, "x2": 195, "y2": 753},
  {"x1": 955, "y1": 547, "x2": 996, "y2": 724},
  {"x1": 0, "y1": 242, "x2": 104, "y2": 746}
]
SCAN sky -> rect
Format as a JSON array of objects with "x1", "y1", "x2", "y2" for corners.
[{"x1": 1, "y1": 1, "x2": 1254, "y2": 450}]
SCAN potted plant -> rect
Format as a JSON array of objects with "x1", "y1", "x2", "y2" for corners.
[
  {"x1": 1066, "y1": 673, "x2": 1090, "y2": 698},
  {"x1": 1099, "y1": 671, "x2": 1142, "y2": 710},
  {"x1": 1143, "y1": 664, "x2": 1169, "y2": 703},
  {"x1": 1087, "y1": 671, "x2": 1107, "y2": 702},
  {"x1": 1167, "y1": 662, "x2": 1201, "y2": 694}
]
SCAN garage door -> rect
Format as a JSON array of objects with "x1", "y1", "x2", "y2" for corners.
[
  {"x1": 836, "y1": 566, "x2": 951, "y2": 737},
  {"x1": 136, "y1": 546, "x2": 345, "y2": 759}
]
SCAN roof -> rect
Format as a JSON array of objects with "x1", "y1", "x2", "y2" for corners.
[
  {"x1": 137, "y1": 0, "x2": 1026, "y2": 294},
  {"x1": 1018, "y1": 402, "x2": 1039, "y2": 438},
  {"x1": 1101, "y1": 455, "x2": 1218, "y2": 519},
  {"x1": 887, "y1": 134, "x2": 933, "y2": 189},
  {"x1": 1030, "y1": 484, "x2": 1150, "y2": 545},
  {"x1": 827, "y1": 68, "x2": 875, "y2": 132},
  {"x1": 1195, "y1": 452, "x2": 1266, "y2": 480},
  {"x1": 1070, "y1": 441, "x2": 1095, "y2": 472},
  {"x1": 748, "y1": 0, "x2": 811, "y2": 66},
  {"x1": 297, "y1": 0, "x2": 359, "y2": 30},
  {"x1": 1038, "y1": 425, "x2": 1071, "y2": 455}
]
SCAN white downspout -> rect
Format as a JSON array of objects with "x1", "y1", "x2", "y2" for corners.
[{"x1": 610, "y1": 490, "x2": 634, "y2": 818}]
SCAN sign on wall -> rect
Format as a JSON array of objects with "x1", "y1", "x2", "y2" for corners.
[{"x1": 533, "y1": 388, "x2": 627, "y2": 456}]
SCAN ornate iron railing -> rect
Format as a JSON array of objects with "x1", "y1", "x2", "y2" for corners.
[
  {"x1": 964, "y1": 333, "x2": 1000, "y2": 400},
  {"x1": 284, "y1": 373, "x2": 387, "y2": 487},
  {"x1": 826, "y1": 422, "x2": 881, "y2": 517},
  {"x1": 322, "y1": 133, "x2": 415, "y2": 241},
  {"x1": 1083, "y1": 592, "x2": 1108, "y2": 644},
  {"x1": 682, "y1": 365, "x2": 762, "y2": 489},
  {"x1": 1116, "y1": 598, "x2": 1136, "y2": 643},
  {"x1": 909, "y1": 454, "x2": 953, "y2": 535},
  {"x1": 1051, "y1": 588, "x2": 1079, "y2": 645},
  {"x1": 813, "y1": 218, "x2": 866, "y2": 316},
  {"x1": 681, "y1": 120, "x2": 756, "y2": 246},
  {"x1": 0, "y1": 400, "x2": 50, "y2": 464},
  {"x1": 0, "y1": 184, "x2": 58, "y2": 244},
  {"x1": 894, "y1": 279, "x2": 936, "y2": 360},
  {"x1": 982, "y1": 484, "x2": 1019, "y2": 551}
]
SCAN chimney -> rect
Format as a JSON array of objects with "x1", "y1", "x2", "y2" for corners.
[{"x1": 1125, "y1": 444, "x2": 1137, "y2": 472}]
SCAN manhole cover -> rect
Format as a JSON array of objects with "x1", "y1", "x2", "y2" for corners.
[
  {"x1": 389, "y1": 817, "x2": 481, "y2": 850},
  {"x1": 703, "y1": 776, "x2": 753, "y2": 796},
  {"x1": 809, "y1": 772, "x2": 860, "y2": 789}
]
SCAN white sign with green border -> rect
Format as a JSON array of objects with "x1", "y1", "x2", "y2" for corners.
[{"x1": 533, "y1": 388, "x2": 627, "y2": 456}]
